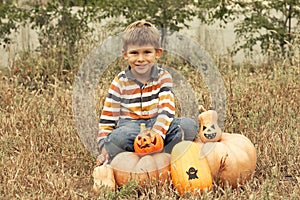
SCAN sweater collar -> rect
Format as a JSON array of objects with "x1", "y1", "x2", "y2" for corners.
[{"x1": 125, "y1": 65, "x2": 159, "y2": 81}]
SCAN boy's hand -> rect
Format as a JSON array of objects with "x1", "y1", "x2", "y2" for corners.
[{"x1": 96, "y1": 148, "x2": 110, "y2": 166}]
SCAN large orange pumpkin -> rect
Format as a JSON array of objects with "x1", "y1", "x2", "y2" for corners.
[
  {"x1": 110, "y1": 152, "x2": 170, "y2": 187},
  {"x1": 197, "y1": 110, "x2": 257, "y2": 188},
  {"x1": 171, "y1": 140, "x2": 213, "y2": 195},
  {"x1": 134, "y1": 123, "x2": 164, "y2": 155}
]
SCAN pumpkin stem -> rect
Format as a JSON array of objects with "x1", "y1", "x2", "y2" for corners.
[
  {"x1": 198, "y1": 105, "x2": 207, "y2": 113},
  {"x1": 103, "y1": 160, "x2": 109, "y2": 166},
  {"x1": 178, "y1": 125, "x2": 185, "y2": 141},
  {"x1": 140, "y1": 123, "x2": 146, "y2": 133}
]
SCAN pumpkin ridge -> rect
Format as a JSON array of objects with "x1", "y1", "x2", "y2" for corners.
[
  {"x1": 111, "y1": 152, "x2": 170, "y2": 187},
  {"x1": 170, "y1": 141, "x2": 195, "y2": 163}
]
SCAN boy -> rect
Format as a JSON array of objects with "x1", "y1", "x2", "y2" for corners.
[{"x1": 97, "y1": 20, "x2": 198, "y2": 165}]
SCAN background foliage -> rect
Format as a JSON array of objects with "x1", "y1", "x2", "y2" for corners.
[
  {"x1": 0, "y1": 0, "x2": 299, "y2": 199},
  {"x1": 1, "y1": 0, "x2": 299, "y2": 64},
  {"x1": 196, "y1": 0, "x2": 300, "y2": 58}
]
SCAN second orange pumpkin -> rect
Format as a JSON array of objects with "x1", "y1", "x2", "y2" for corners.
[{"x1": 134, "y1": 127, "x2": 164, "y2": 155}]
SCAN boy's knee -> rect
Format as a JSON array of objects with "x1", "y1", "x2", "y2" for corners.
[
  {"x1": 179, "y1": 117, "x2": 198, "y2": 140},
  {"x1": 103, "y1": 127, "x2": 138, "y2": 158}
]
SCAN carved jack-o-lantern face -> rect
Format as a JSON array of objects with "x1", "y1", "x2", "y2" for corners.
[
  {"x1": 198, "y1": 110, "x2": 222, "y2": 142},
  {"x1": 134, "y1": 130, "x2": 164, "y2": 155}
]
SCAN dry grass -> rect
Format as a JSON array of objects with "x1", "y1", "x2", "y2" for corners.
[{"x1": 0, "y1": 55, "x2": 299, "y2": 199}]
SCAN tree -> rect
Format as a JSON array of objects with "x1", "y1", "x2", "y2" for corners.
[
  {"x1": 2, "y1": 0, "x2": 298, "y2": 64},
  {"x1": 234, "y1": 0, "x2": 300, "y2": 58},
  {"x1": 196, "y1": 0, "x2": 300, "y2": 59},
  {"x1": 0, "y1": 0, "x2": 100, "y2": 81},
  {"x1": 95, "y1": 0, "x2": 197, "y2": 44},
  {"x1": 28, "y1": 1, "x2": 98, "y2": 71},
  {"x1": 0, "y1": 1, "x2": 28, "y2": 47}
]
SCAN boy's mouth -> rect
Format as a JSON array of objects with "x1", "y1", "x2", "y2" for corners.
[{"x1": 134, "y1": 64, "x2": 149, "y2": 69}]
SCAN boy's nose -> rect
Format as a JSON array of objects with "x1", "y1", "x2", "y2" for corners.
[{"x1": 137, "y1": 54, "x2": 145, "y2": 61}]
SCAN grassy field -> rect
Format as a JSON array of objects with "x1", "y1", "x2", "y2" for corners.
[{"x1": 0, "y1": 55, "x2": 299, "y2": 199}]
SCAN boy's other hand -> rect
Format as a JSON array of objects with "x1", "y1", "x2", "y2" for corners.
[{"x1": 96, "y1": 148, "x2": 110, "y2": 166}]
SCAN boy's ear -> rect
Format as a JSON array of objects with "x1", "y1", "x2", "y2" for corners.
[
  {"x1": 122, "y1": 49, "x2": 128, "y2": 60},
  {"x1": 155, "y1": 48, "x2": 163, "y2": 59}
]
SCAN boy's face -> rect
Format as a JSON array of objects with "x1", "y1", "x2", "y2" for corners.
[{"x1": 123, "y1": 44, "x2": 162, "y2": 80}]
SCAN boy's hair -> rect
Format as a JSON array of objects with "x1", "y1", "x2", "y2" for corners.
[{"x1": 122, "y1": 20, "x2": 161, "y2": 51}]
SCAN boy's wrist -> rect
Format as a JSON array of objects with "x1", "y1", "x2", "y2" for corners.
[
  {"x1": 98, "y1": 139, "x2": 105, "y2": 153},
  {"x1": 153, "y1": 131, "x2": 166, "y2": 140}
]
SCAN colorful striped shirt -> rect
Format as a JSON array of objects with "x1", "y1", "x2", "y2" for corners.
[{"x1": 97, "y1": 65, "x2": 175, "y2": 142}]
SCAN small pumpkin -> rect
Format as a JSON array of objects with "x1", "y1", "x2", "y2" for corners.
[
  {"x1": 134, "y1": 123, "x2": 164, "y2": 155},
  {"x1": 92, "y1": 163, "x2": 116, "y2": 193},
  {"x1": 170, "y1": 128, "x2": 212, "y2": 195},
  {"x1": 198, "y1": 110, "x2": 222, "y2": 142},
  {"x1": 110, "y1": 152, "x2": 170, "y2": 187},
  {"x1": 197, "y1": 110, "x2": 257, "y2": 188}
]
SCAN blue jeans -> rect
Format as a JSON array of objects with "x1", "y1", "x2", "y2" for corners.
[{"x1": 103, "y1": 117, "x2": 198, "y2": 159}]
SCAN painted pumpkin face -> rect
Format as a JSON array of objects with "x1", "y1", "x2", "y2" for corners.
[
  {"x1": 134, "y1": 130, "x2": 164, "y2": 155},
  {"x1": 198, "y1": 110, "x2": 222, "y2": 142}
]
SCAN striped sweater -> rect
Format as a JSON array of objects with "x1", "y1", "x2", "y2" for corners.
[{"x1": 97, "y1": 65, "x2": 175, "y2": 142}]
